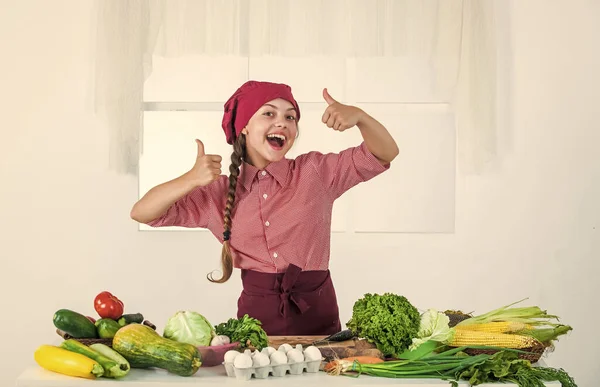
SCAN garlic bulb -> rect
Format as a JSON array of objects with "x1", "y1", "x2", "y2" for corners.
[{"x1": 210, "y1": 335, "x2": 231, "y2": 346}]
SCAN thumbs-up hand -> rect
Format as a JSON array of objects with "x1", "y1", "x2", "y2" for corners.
[
  {"x1": 321, "y1": 88, "x2": 365, "y2": 132},
  {"x1": 188, "y1": 139, "x2": 222, "y2": 187}
]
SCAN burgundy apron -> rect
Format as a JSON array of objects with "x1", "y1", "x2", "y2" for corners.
[{"x1": 237, "y1": 264, "x2": 342, "y2": 336}]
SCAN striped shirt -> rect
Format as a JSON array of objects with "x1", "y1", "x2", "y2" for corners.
[{"x1": 146, "y1": 142, "x2": 389, "y2": 273}]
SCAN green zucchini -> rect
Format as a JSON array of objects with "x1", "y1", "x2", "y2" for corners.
[
  {"x1": 118, "y1": 313, "x2": 144, "y2": 326},
  {"x1": 89, "y1": 343, "x2": 130, "y2": 374},
  {"x1": 60, "y1": 339, "x2": 129, "y2": 378},
  {"x1": 53, "y1": 309, "x2": 98, "y2": 339},
  {"x1": 113, "y1": 324, "x2": 201, "y2": 376},
  {"x1": 95, "y1": 318, "x2": 121, "y2": 339}
]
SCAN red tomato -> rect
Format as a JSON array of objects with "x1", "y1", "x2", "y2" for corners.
[{"x1": 94, "y1": 291, "x2": 124, "y2": 319}]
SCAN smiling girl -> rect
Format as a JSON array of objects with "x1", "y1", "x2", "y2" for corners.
[{"x1": 130, "y1": 81, "x2": 398, "y2": 335}]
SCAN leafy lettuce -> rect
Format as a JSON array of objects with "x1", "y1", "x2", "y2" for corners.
[{"x1": 346, "y1": 293, "x2": 421, "y2": 357}]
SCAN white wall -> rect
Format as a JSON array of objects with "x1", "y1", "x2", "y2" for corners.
[{"x1": 1, "y1": 1, "x2": 598, "y2": 386}]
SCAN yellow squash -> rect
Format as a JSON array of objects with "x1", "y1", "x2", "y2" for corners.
[{"x1": 34, "y1": 345, "x2": 104, "y2": 379}]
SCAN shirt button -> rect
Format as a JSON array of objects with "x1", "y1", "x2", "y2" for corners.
[
  {"x1": 261, "y1": 171, "x2": 267, "y2": 176},
  {"x1": 263, "y1": 193, "x2": 268, "y2": 199},
  {"x1": 273, "y1": 252, "x2": 278, "y2": 258},
  {"x1": 265, "y1": 221, "x2": 270, "y2": 227}
]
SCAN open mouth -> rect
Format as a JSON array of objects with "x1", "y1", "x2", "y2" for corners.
[{"x1": 266, "y1": 133, "x2": 286, "y2": 150}]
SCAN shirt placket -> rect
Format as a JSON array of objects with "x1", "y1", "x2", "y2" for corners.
[{"x1": 257, "y1": 170, "x2": 280, "y2": 271}]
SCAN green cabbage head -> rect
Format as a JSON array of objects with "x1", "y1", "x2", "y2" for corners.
[{"x1": 163, "y1": 311, "x2": 215, "y2": 346}]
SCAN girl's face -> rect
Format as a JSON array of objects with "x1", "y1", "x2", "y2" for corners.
[{"x1": 242, "y1": 98, "x2": 298, "y2": 169}]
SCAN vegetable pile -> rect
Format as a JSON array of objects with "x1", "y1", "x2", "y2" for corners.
[
  {"x1": 334, "y1": 294, "x2": 577, "y2": 386},
  {"x1": 41, "y1": 290, "x2": 157, "y2": 379},
  {"x1": 37, "y1": 290, "x2": 271, "y2": 381},
  {"x1": 35, "y1": 289, "x2": 577, "y2": 386},
  {"x1": 53, "y1": 291, "x2": 146, "y2": 341}
]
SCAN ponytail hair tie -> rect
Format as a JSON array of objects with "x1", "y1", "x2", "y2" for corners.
[{"x1": 223, "y1": 230, "x2": 231, "y2": 241}]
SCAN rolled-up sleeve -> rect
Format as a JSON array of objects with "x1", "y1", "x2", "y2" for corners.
[
  {"x1": 305, "y1": 142, "x2": 390, "y2": 199},
  {"x1": 145, "y1": 177, "x2": 226, "y2": 229}
]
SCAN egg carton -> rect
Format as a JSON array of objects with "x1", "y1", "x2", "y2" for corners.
[
  {"x1": 223, "y1": 344, "x2": 323, "y2": 381},
  {"x1": 224, "y1": 359, "x2": 321, "y2": 380}
]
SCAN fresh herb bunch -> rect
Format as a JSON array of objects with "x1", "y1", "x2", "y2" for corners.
[
  {"x1": 346, "y1": 293, "x2": 421, "y2": 357},
  {"x1": 214, "y1": 314, "x2": 269, "y2": 350},
  {"x1": 456, "y1": 350, "x2": 577, "y2": 387}
]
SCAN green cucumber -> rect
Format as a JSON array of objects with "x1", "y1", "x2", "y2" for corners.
[
  {"x1": 53, "y1": 309, "x2": 98, "y2": 339},
  {"x1": 89, "y1": 343, "x2": 130, "y2": 374},
  {"x1": 95, "y1": 318, "x2": 121, "y2": 339},
  {"x1": 118, "y1": 313, "x2": 144, "y2": 326},
  {"x1": 60, "y1": 339, "x2": 129, "y2": 378}
]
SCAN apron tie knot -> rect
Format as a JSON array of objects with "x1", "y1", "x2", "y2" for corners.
[{"x1": 278, "y1": 265, "x2": 311, "y2": 317}]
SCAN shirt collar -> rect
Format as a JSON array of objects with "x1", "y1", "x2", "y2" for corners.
[{"x1": 239, "y1": 158, "x2": 291, "y2": 191}]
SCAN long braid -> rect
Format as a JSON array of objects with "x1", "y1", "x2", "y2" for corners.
[{"x1": 207, "y1": 134, "x2": 246, "y2": 283}]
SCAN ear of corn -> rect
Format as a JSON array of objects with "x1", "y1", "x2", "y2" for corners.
[
  {"x1": 449, "y1": 329, "x2": 540, "y2": 349},
  {"x1": 454, "y1": 321, "x2": 533, "y2": 333},
  {"x1": 515, "y1": 325, "x2": 573, "y2": 343}
]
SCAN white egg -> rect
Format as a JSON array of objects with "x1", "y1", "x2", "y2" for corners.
[
  {"x1": 252, "y1": 352, "x2": 270, "y2": 367},
  {"x1": 224, "y1": 350, "x2": 240, "y2": 364},
  {"x1": 287, "y1": 349, "x2": 305, "y2": 363},
  {"x1": 303, "y1": 346, "x2": 322, "y2": 361},
  {"x1": 233, "y1": 353, "x2": 253, "y2": 369},
  {"x1": 278, "y1": 343, "x2": 293, "y2": 353},
  {"x1": 270, "y1": 350, "x2": 288, "y2": 365},
  {"x1": 261, "y1": 346, "x2": 276, "y2": 357}
]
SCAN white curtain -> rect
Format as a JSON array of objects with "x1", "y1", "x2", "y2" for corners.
[{"x1": 92, "y1": 0, "x2": 502, "y2": 175}]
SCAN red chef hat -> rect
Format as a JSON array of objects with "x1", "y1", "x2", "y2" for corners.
[{"x1": 222, "y1": 80, "x2": 301, "y2": 145}]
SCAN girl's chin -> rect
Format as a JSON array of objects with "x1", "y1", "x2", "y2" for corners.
[{"x1": 263, "y1": 150, "x2": 288, "y2": 162}]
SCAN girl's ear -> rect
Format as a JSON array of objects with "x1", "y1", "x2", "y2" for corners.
[{"x1": 241, "y1": 127, "x2": 249, "y2": 135}]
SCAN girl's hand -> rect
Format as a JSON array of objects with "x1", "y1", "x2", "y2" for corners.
[
  {"x1": 321, "y1": 88, "x2": 365, "y2": 132},
  {"x1": 186, "y1": 139, "x2": 222, "y2": 187}
]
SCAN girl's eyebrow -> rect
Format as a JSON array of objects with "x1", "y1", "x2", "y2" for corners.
[{"x1": 263, "y1": 103, "x2": 297, "y2": 112}]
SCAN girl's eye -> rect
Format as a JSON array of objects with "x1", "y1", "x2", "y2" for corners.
[
  {"x1": 287, "y1": 115, "x2": 297, "y2": 121},
  {"x1": 263, "y1": 111, "x2": 274, "y2": 117}
]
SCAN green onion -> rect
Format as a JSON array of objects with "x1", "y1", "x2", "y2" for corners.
[{"x1": 327, "y1": 347, "x2": 578, "y2": 387}]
